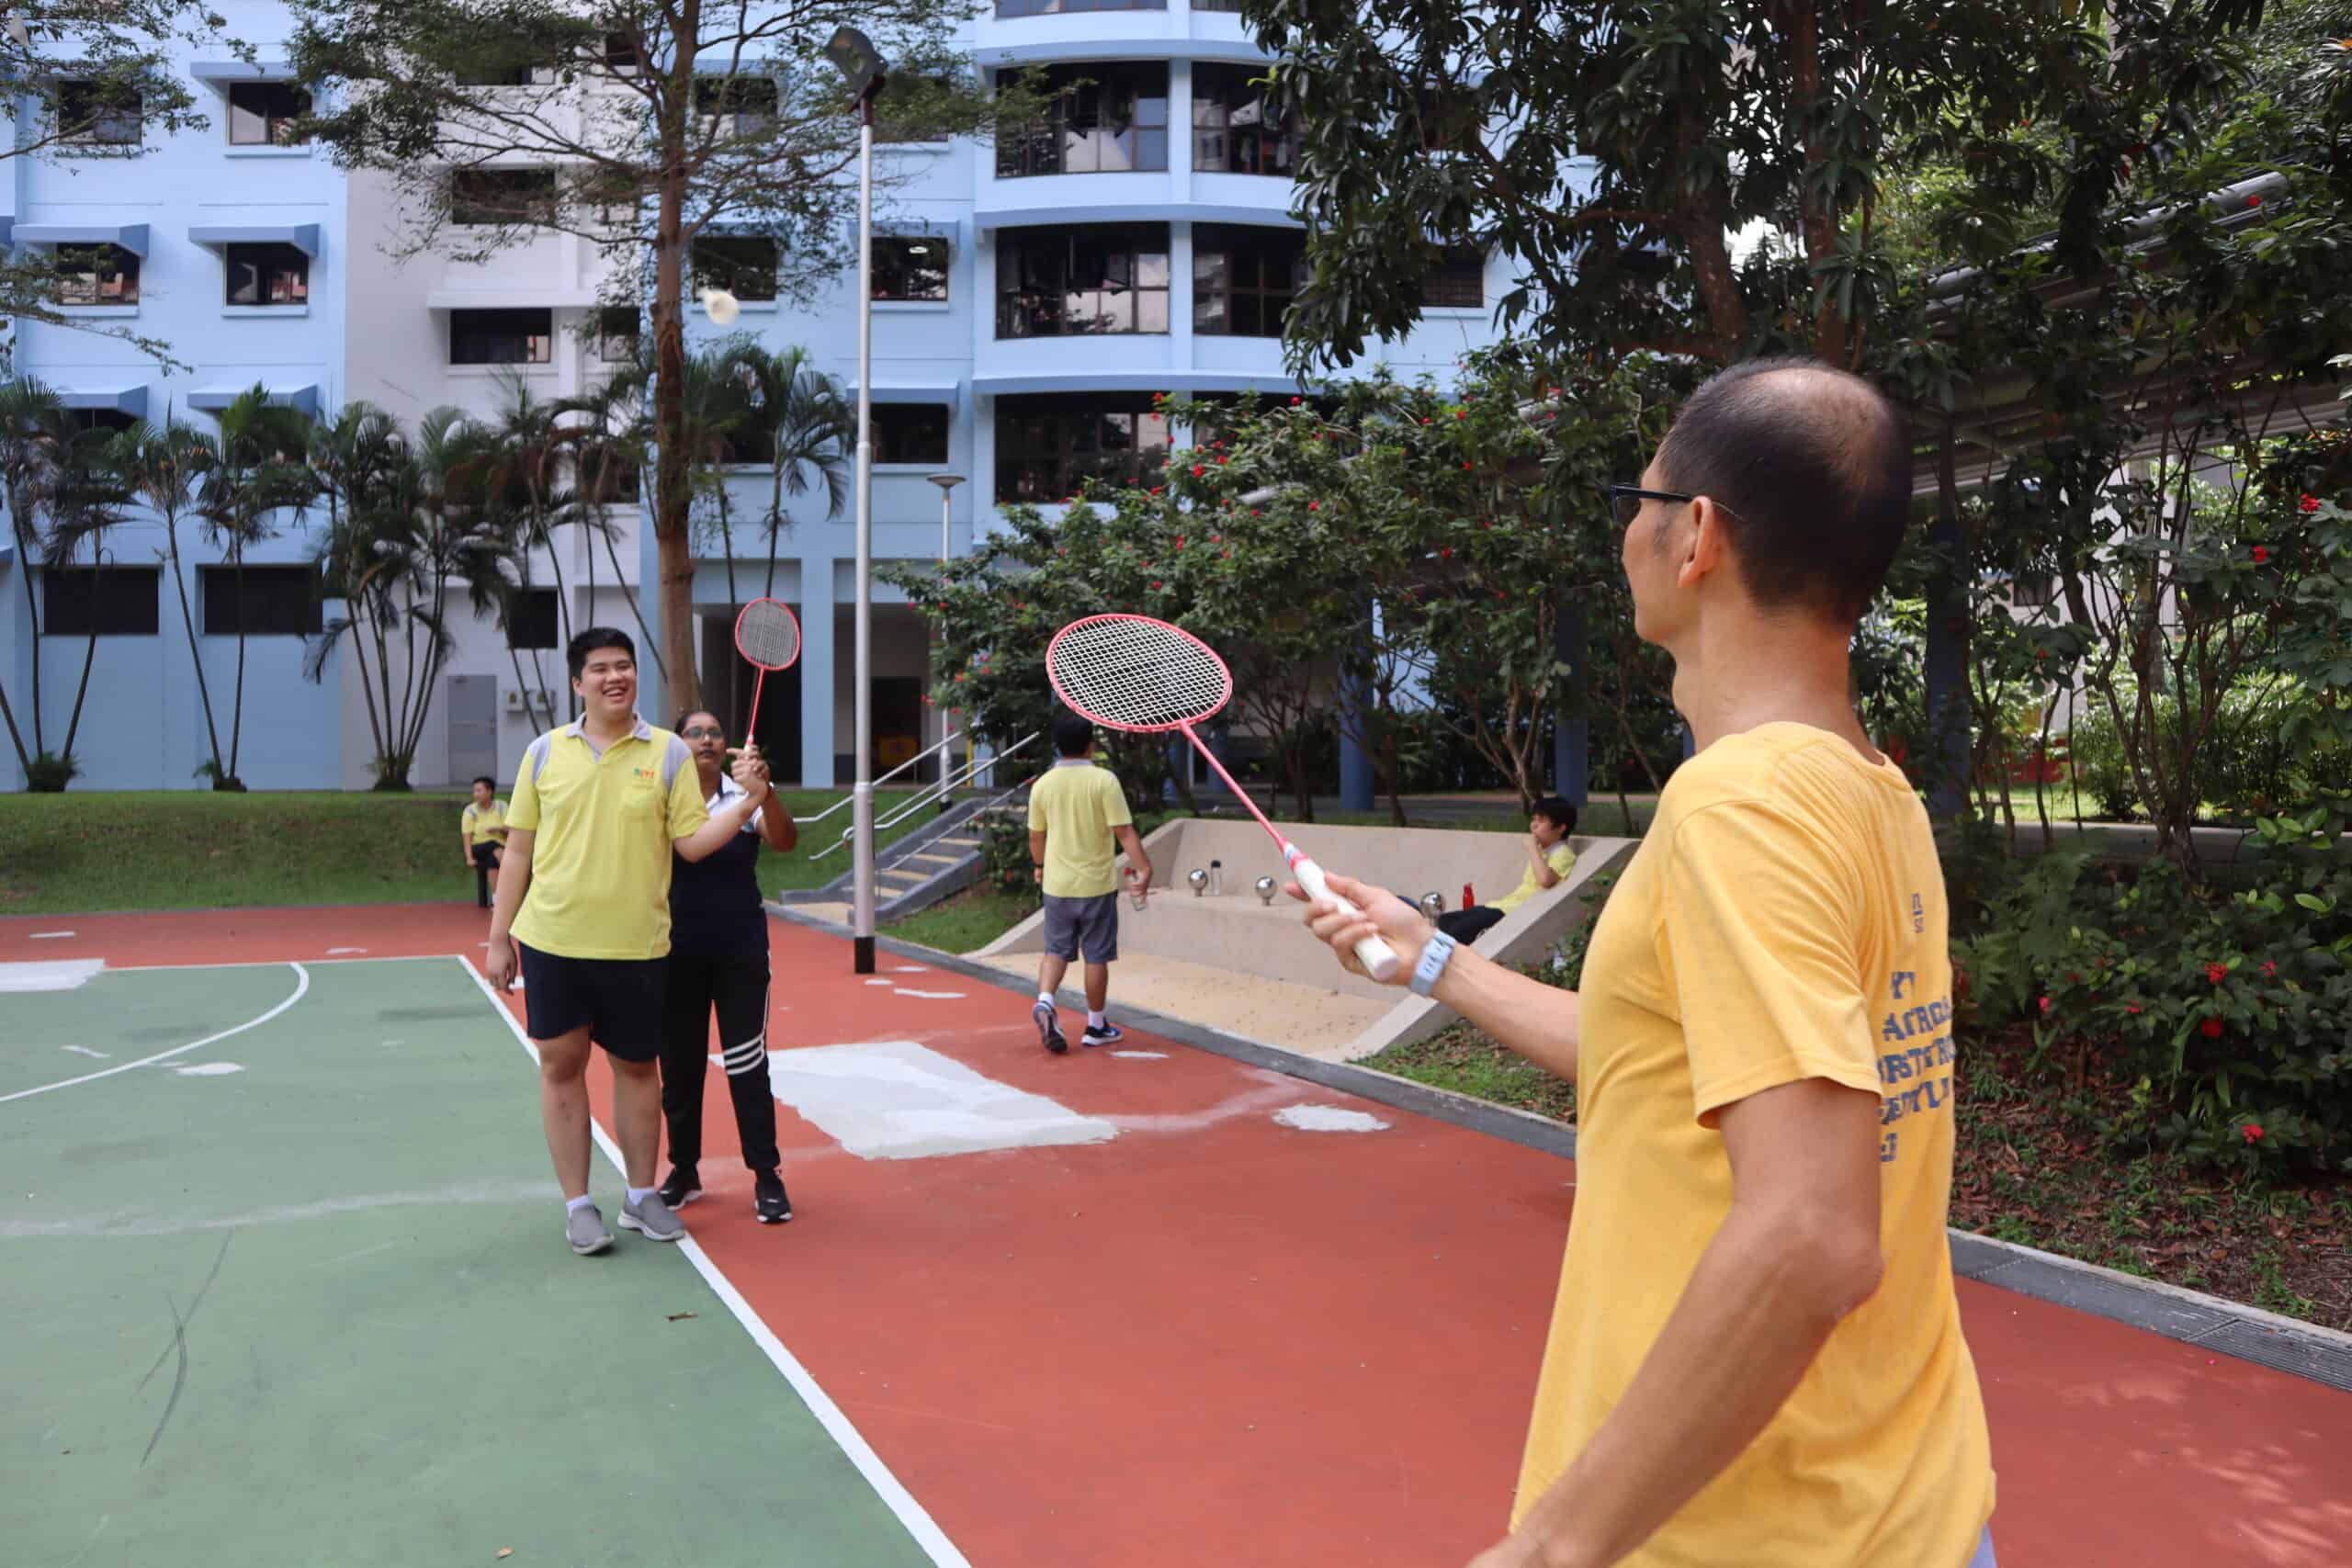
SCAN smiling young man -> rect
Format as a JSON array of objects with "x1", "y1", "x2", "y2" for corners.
[
  {"x1": 1297, "y1": 358, "x2": 1996, "y2": 1568},
  {"x1": 485, "y1": 628, "x2": 770, "y2": 1258}
]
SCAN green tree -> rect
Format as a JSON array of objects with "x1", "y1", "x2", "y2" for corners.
[
  {"x1": 556, "y1": 375, "x2": 666, "y2": 675},
  {"x1": 114, "y1": 411, "x2": 235, "y2": 785},
  {"x1": 193, "y1": 387, "x2": 318, "y2": 788},
  {"x1": 0, "y1": 378, "x2": 64, "y2": 779},
  {"x1": 714, "y1": 341, "x2": 852, "y2": 601},
  {"x1": 39, "y1": 419, "x2": 137, "y2": 783},
  {"x1": 286, "y1": 0, "x2": 1031, "y2": 711}
]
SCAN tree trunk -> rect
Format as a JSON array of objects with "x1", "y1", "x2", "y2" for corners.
[
  {"x1": 166, "y1": 521, "x2": 227, "y2": 775},
  {"x1": 15, "y1": 506, "x2": 44, "y2": 752},
  {"x1": 60, "y1": 574, "x2": 101, "y2": 771},
  {"x1": 654, "y1": 163, "x2": 700, "y2": 713},
  {"x1": 0, "y1": 677, "x2": 29, "y2": 773},
  {"x1": 229, "y1": 550, "x2": 249, "y2": 780}
]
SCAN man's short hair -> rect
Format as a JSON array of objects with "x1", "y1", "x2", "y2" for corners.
[
  {"x1": 1532, "y1": 795, "x2": 1577, "y2": 836},
  {"x1": 1051, "y1": 710, "x2": 1094, "y2": 759},
  {"x1": 471, "y1": 774, "x2": 496, "y2": 791},
  {"x1": 1654, "y1": 355, "x2": 1911, "y2": 624},
  {"x1": 567, "y1": 626, "x2": 635, "y2": 681}
]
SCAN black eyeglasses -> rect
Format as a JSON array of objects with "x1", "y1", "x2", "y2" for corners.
[
  {"x1": 1606, "y1": 483, "x2": 1695, "y2": 529},
  {"x1": 681, "y1": 726, "x2": 726, "y2": 740}
]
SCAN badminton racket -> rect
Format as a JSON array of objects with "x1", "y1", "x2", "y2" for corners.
[
  {"x1": 1045, "y1": 614, "x2": 1401, "y2": 983},
  {"x1": 733, "y1": 598, "x2": 801, "y2": 769}
]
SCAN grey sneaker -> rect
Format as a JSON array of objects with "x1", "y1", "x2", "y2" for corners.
[
  {"x1": 567, "y1": 1203, "x2": 613, "y2": 1257},
  {"x1": 619, "y1": 1190, "x2": 685, "y2": 1243},
  {"x1": 1034, "y1": 998, "x2": 1067, "y2": 1055}
]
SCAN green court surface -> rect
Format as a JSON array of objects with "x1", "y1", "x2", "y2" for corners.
[{"x1": 2, "y1": 957, "x2": 934, "y2": 1568}]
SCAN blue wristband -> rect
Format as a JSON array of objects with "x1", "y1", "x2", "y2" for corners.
[{"x1": 1409, "y1": 931, "x2": 1458, "y2": 998}]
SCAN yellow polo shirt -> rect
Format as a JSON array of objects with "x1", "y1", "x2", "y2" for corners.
[
  {"x1": 1513, "y1": 723, "x2": 1993, "y2": 1567},
  {"x1": 505, "y1": 717, "x2": 709, "y2": 961},
  {"x1": 461, "y1": 799, "x2": 508, "y2": 846},
  {"x1": 1493, "y1": 840, "x2": 1577, "y2": 914},
  {"x1": 1026, "y1": 759, "x2": 1132, "y2": 898}
]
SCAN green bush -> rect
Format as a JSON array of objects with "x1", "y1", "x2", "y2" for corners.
[
  {"x1": 23, "y1": 751, "x2": 79, "y2": 793},
  {"x1": 2063, "y1": 675, "x2": 2352, "y2": 823},
  {"x1": 978, "y1": 810, "x2": 1043, "y2": 916}
]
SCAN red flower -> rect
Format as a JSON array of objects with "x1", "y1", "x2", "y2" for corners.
[
  {"x1": 1496, "y1": 590, "x2": 1509, "y2": 601},
  {"x1": 2241, "y1": 1123, "x2": 2265, "y2": 1144},
  {"x1": 2199, "y1": 1017, "x2": 2224, "y2": 1039},
  {"x1": 2301, "y1": 493, "x2": 2321, "y2": 513},
  {"x1": 1150, "y1": 581, "x2": 1163, "y2": 590},
  {"x1": 1307, "y1": 501, "x2": 1319, "y2": 512},
  {"x1": 1209, "y1": 535, "x2": 1221, "y2": 543},
  {"x1": 2126, "y1": 1004, "x2": 2143, "y2": 1015},
  {"x1": 2033, "y1": 649, "x2": 2048, "y2": 661},
  {"x1": 2207, "y1": 963, "x2": 2227, "y2": 984},
  {"x1": 1420, "y1": 417, "x2": 1431, "y2": 425},
  {"x1": 2251, "y1": 545, "x2": 2269, "y2": 563},
  {"x1": 1174, "y1": 536, "x2": 1185, "y2": 549},
  {"x1": 1216, "y1": 456, "x2": 1227, "y2": 465},
  {"x1": 2038, "y1": 996, "x2": 2052, "y2": 1015},
  {"x1": 1192, "y1": 465, "x2": 1204, "y2": 477},
  {"x1": 1455, "y1": 410, "x2": 1466, "y2": 420},
  {"x1": 1290, "y1": 396, "x2": 1302, "y2": 404},
  {"x1": 2261, "y1": 960, "x2": 2278, "y2": 978},
  {"x1": 1439, "y1": 547, "x2": 1453, "y2": 559},
  {"x1": 1462, "y1": 462, "x2": 1474, "y2": 471}
]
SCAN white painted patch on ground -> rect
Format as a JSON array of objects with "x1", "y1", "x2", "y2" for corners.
[
  {"x1": 60, "y1": 1045, "x2": 108, "y2": 1059},
  {"x1": 0, "y1": 1179, "x2": 558, "y2": 1239},
  {"x1": 891, "y1": 964, "x2": 929, "y2": 974},
  {"x1": 0, "y1": 959, "x2": 102, "y2": 991},
  {"x1": 175, "y1": 1062, "x2": 245, "y2": 1077},
  {"x1": 765, "y1": 1040, "x2": 1116, "y2": 1160},
  {"x1": 863, "y1": 978, "x2": 894, "y2": 987},
  {"x1": 28, "y1": 931, "x2": 76, "y2": 941},
  {"x1": 326, "y1": 946, "x2": 368, "y2": 955},
  {"x1": 1111, "y1": 1050, "x2": 1168, "y2": 1059},
  {"x1": 891, "y1": 988, "x2": 965, "y2": 1000},
  {"x1": 1273, "y1": 1104, "x2": 1391, "y2": 1134}
]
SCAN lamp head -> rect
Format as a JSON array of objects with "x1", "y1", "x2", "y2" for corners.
[{"x1": 825, "y1": 26, "x2": 888, "y2": 104}]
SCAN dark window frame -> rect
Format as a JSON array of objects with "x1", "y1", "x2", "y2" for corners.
[
  {"x1": 591, "y1": 304, "x2": 641, "y2": 363},
  {"x1": 1190, "y1": 64, "x2": 1304, "y2": 177},
  {"x1": 994, "y1": 395, "x2": 1169, "y2": 504},
  {"x1": 225, "y1": 243, "x2": 311, "y2": 307},
  {"x1": 693, "y1": 235, "x2": 780, "y2": 303},
  {"x1": 506, "y1": 587, "x2": 560, "y2": 649},
  {"x1": 58, "y1": 80, "x2": 142, "y2": 146},
  {"x1": 54, "y1": 243, "x2": 141, "y2": 307},
  {"x1": 996, "y1": 62, "x2": 1169, "y2": 178},
  {"x1": 42, "y1": 566, "x2": 161, "y2": 637},
  {"x1": 200, "y1": 564, "x2": 322, "y2": 637},
  {"x1": 1422, "y1": 245, "x2": 1486, "y2": 310},
  {"x1": 996, "y1": 224, "x2": 1170, "y2": 339},
  {"x1": 996, "y1": 0, "x2": 1164, "y2": 14},
  {"x1": 694, "y1": 74, "x2": 779, "y2": 136},
  {"x1": 873, "y1": 235, "x2": 950, "y2": 302},
  {"x1": 227, "y1": 81, "x2": 312, "y2": 146},
  {"x1": 451, "y1": 307, "x2": 554, "y2": 366},
  {"x1": 1193, "y1": 224, "x2": 1304, "y2": 338},
  {"x1": 872, "y1": 404, "x2": 951, "y2": 467},
  {"x1": 450, "y1": 166, "x2": 559, "y2": 227}
]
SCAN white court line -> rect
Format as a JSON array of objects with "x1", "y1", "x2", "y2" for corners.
[
  {"x1": 28, "y1": 930, "x2": 77, "y2": 940},
  {"x1": 450, "y1": 956, "x2": 972, "y2": 1568},
  {"x1": 0, "y1": 964, "x2": 310, "y2": 1104},
  {"x1": 106, "y1": 954, "x2": 450, "y2": 973}
]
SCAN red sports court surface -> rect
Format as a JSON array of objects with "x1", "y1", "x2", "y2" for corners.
[{"x1": 6, "y1": 904, "x2": 2348, "y2": 1567}]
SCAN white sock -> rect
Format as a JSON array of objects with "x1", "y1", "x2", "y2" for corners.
[
  {"x1": 627, "y1": 1185, "x2": 655, "y2": 1207},
  {"x1": 1088, "y1": 1011, "x2": 1107, "y2": 1031},
  {"x1": 1037, "y1": 991, "x2": 1054, "y2": 1006},
  {"x1": 565, "y1": 1194, "x2": 594, "y2": 1215}
]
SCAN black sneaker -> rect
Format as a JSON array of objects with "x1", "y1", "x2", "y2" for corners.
[
  {"x1": 1080, "y1": 1021, "x2": 1125, "y2": 1047},
  {"x1": 656, "y1": 1165, "x2": 702, "y2": 1210},
  {"x1": 754, "y1": 1168, "x2": 793, "y2": 1224},
  {"x1": 1033, "y1": 998, "x2": 1068, "y2": 1055}
]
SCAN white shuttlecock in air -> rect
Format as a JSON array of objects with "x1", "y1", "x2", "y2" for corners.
[{"x1": 701, "y1": 287, "x2": 741, "y2": 325}]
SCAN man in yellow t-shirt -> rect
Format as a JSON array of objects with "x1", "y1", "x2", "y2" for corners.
[
  {"x1": 459, "y1": 775, "x2": 509, "y2": 908},
  {"x1": 1295, "y1": 358, "x2": 1996, "y2": 1568},
  {"x1": 1026, "y1": 711, "x2": 1152, "y2": 1054},
  {"x1": 1436, "y1": 795, "x2": 1579, "y2": 945},
  {"x1": 483, "y1": 628, "x2": 770, "y2": 1259}
]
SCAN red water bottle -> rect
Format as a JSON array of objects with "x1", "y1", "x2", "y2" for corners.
[{"x1": 1462, "y1": 881, "x2": 1475, "y2": 909}]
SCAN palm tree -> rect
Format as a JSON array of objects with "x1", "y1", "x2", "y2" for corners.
[
  {"x1": 481, "y1": 373, "x2": 581, "y2": 712},
  {"x1": 115, "y1": 409, "x2": 232, "y2": 785},
  {"x1": 554, "y1": 376, "x2": 667, "y2": 682},
  {"x1": 0, "y1": 378, "x2": 64, "y2": 779},
  {"x1": 610, "y1": 343, "x2": 755, "y2": 610},
  {"x1": 713, "y1": 342, "x2": 853, "y2": 600},
  {"x1": 193, "y1": 386, "x2": 317, "y2": 787},
  {"x1": 41, "y1": 423, "x2": 135, "y2": 775}
]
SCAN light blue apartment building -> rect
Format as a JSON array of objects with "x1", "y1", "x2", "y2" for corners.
[{"x1": 0, "y1": 0, "x2": 1510, "y2": 794}]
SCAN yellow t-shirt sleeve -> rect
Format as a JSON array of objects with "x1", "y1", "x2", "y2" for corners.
[
  {"x1": 506, "y1": 759, "x2": 541, "y2": 832},
  {"x1": 1660, "y1": 799, "x2": 1883, "y2": 1124},
  {"x1": 1546, "y1": 842, "x2": 1576, "y2": 880},
  {"x1": 1099, "y1": 772, "x2": 1132, "y2": 829},
  {"x1": 1028, "y1": 778, "x2": 1049, "y2": 832},
  {"x1": 666, "y1": 752, "x2": 710, "y2": 842}
]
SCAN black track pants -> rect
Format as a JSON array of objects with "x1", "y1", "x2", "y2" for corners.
[{"x1": 658, "y1": 947, "x2": 780, "y2": 1171}]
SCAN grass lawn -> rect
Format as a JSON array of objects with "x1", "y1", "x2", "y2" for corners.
[
  {"x1": 1363, "y1": 1020, "x2": 2351, "y2": 1332},
  {"x1": 885, "y1": 886, "x2": 1037, "y2": 954},
  {"x1": 0, "y1": 788, "x2": 924, "y2": 916}
]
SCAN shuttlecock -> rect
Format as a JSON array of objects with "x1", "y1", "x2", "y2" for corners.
[{"x1": 701, "y1": 287, "x2": 741, "y2": 325}]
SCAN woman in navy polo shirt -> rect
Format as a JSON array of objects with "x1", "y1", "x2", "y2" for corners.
[{"x1": 656, "y1": 709, "x2": 799, "y2": 1224}]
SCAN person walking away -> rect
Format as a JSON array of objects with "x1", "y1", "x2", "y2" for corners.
[
  {"x1": 1028, "y1": 711, "x2": 1152, "y2": 1053},
  {"x1": 656, "y1": 709, "x2": 797, "y2": 1224}
]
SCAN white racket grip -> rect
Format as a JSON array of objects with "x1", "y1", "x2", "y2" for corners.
[{"x1": 1286, "y1": 848, "x2": 1401, "y2": 983}]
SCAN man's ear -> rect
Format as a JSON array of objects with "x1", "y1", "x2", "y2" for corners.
[{"x1": 1678, "y1": 496, "x2": 1735, "y2": 590}]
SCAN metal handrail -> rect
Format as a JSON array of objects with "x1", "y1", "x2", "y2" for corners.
[
  {"x1": 811, "y1": 733, "x2": 1039, "y2": 860},
  {"x1": 800, "y1": 729, "x2": 971, "y2": 827}
]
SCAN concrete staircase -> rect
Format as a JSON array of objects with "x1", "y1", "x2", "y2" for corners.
[{"x1": 776, "y1": 789, "x2": 1029, "y2": 923}]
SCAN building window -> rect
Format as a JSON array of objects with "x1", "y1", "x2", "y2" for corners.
[
  {"x1": 58, "y1": 81, "x2": 141, "y2": 146},
  {"x1": 200, "y1": 565, "x2": 321, "y2": 637},
  {"x1": 995, "y1": 395, "x2": 1169, "y2": 503},
  {"x1": 451, "y1": 308, "x2": 553, "y2": 365},
  {"x1": 1193, "y1": 226, "x2": 1303, "y2": 338},
  {"x1": 695, "y1": 75, "x2": 778, "y2": 137},
  {"x1": 874, "y1": 404, "x2": 950, "y2": 466},
  {"x1": 225, "y1": 243, "x2": 311, "y2": 306},
  {"x1": 2011, "y1": 573, "x2": 2055, "y2": 609},
  {"x1": 1191, "y1": 0, "x2": 1244, "y2": 10},
  {"x1": 996, "y1": 0, "x2": 1164, "y2": 15},
  {"x1": 506, "y1": 588, "x2": 560, "y2": 649},
  {"x1": 1423, "y1": 246, "x2": 1485, "y2": 309},
  {"x1": 996, "y1": 63, "x2": 1168, "y2": 177},
  {"x1": 66, "y1": 409, "x2": 141, "y2": 439},
  {"x1": 997, "y1": 225, "x2": 1170, "y2": 338},
  {"x1": 601, "y1": 32, "x2": 642, "y2": 73},
  {"x1": 1192, "y1": 65, "x2": 1303, "y2": 177},
  {"x1": 591, "y1": 305, "x2": 641, "y2": 363},
  {"x1": 42, "y1": 567, "x2": 161, "y2": 637},
  {"x1": 456, "y1": 60, "x2": 557, "y2": 87},
  {"x1": 873, "y1": 236, "x2": 949, "y2": 301},
  {"x1": 694, "y1": 236, "x2": 778, "y2": 303},
  {"x1": 228, "y1": 82, "x2": 311, "y2": 146},
  {"x1": 54, "y1": 244, "x2": 141, "y2": 307},
  {"x1": 451, "y1": 167, "x2": 558, "y2": 226}
]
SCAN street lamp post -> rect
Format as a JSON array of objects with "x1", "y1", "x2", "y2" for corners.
[
  {"x1": 925, "y1": 471, "x2": 966, "y2": 797},
  {"x1": 827, "y1": 25, "x2": 888, "y2": 975}
]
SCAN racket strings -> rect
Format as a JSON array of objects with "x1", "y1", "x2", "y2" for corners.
[
  {"x1": 735, "y1": 602, "x2": 801, "y2": 671},
  {"x1": 1049, "y1": 617, "x2": 1228, "y2": 732}
]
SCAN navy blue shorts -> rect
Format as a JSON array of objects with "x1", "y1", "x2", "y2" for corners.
[{"x1": 515, "y1": 941, "x2": 664, "y2": 1062}]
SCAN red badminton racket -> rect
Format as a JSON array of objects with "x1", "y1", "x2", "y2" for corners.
[
  {"x1": 1045, "y1": 614, "x2": 1401, "y2": 983},
  {"x1": 732, "y1": 598, "x2": 801, "y2": 757}
]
